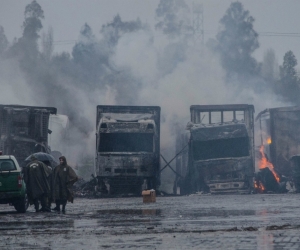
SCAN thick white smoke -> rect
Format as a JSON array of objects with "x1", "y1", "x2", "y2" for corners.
[
  {"x1": 0, "y1": 59, "x2": 35, "y2": 105},
  {"x1": 112, "y1": 29, "x2": 290, "y2": 191},
  {"x1": 0, "y1": 1, "x2": 292, "y2": 190}
]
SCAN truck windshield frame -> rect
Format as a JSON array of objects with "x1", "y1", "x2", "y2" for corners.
[
  {"x1": 193, "y1": 137, "x2": 250, "y2": 161},
  {"x1": 99, "y1": 133, "x2": 154, "y2": 153}
]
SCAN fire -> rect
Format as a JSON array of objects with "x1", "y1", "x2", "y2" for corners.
[
  {"x1": 259, "y1": 145, "x2": 280, "y2": 183},
  {"x1": 254, "y1": 180, "x2": 265, "y2": 191},
  {"x1": 267, "y1": 137, "x2": 272, "y2": 144}
]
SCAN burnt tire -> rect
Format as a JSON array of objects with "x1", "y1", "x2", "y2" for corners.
[{"x1": 13, "y1": 194, "x2": 29, "y2": 213}]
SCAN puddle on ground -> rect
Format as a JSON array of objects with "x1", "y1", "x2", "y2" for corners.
[
  {"x1": 189, "y1": 209, "x2": 256, "y2": 217},
  {"x1": 182, "y1": 209, "x2": 283, "y2": 220},
  {"x1": 95, "y1": 209, "x2": 161, "y2": 216},
  {"x1": 0, "y1": 220, "x2": 74, "y2": 230},
  {"x1": 257, "y1": 209, "x2": 281, "y2": 216}
]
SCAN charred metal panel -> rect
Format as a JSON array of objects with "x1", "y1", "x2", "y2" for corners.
[
  {"x1": 256, "y1": 106, "x2": 300, "y2": 177},
  {"x1": 96, "y1": 105, "x2": 160, "y2": 194},
  {"x1": 195, "y1": 157, "x2": 254, "y2": 191},
  {"x1": 190, "y1": 123, "x2": 248, "y2": 141},
  {"x1": 98, "y1": 153, "x2": 156, "y2": 176},
  {"x1": 289, "y1": 155, "x2": 300, "y2": 192},
  {"x1": 177, "y1": 104, "x2": 255, "y2": 195},
  {"x1": 0, "y1": 105, "x2": 57, "y2": 166}
]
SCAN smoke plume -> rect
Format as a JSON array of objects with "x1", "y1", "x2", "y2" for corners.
[{"x1": 0, "y1": 0, "x2": 290, "y2": 190}]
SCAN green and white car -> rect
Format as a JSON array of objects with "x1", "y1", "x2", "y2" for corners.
[{"x1": 0, "y1": 152, "x2": 29, "y2": 213}]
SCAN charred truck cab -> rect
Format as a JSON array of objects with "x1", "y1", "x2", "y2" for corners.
[
  {"x1": 176, "y1": 104, "x2": 255, "y2": 194},
  {"x1": 0, "y1": 105, "x2": 57, "y2": 167},
  {"x1": 96, "y1": 105, "x2": 160, "y2": 194}
]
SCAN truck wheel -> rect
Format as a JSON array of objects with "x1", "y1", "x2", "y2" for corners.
[{"x1": 13, "y1": 194, "x2": 29, "y2": 213}]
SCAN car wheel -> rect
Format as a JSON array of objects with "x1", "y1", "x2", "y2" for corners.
[{"x1": 14, "y1": 194, "x2": 29, "y2": 213}]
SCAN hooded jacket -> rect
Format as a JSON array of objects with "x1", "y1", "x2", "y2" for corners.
[
  {"x1": 52, "y1": 156, "x2": 78, "y2": 202},
  {"x1": 23, "y1": 159, "x2": 52, "y2": 204}
]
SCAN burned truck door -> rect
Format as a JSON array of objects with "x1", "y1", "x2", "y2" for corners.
[
  {"x1": 96, "y1": 105, "x2": 160, "y2": 195},
  {"x1": 176, "y1": 104, "x2": 255, "y2": 195}
]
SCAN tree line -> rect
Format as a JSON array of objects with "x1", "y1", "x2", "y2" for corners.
[{"x1": 0, "y1": 0, "x2": 299, "y2": 127}]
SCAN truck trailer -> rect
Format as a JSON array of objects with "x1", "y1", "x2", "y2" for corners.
[
  {"x1": 256, "y1": 106, "x2": 300, "y2": 179},
  {"x1": 95, "y1": 105, "x2": 161, "y2": 194},
  {"x1": 0, "y1": 104, "x2": 57, "y2": 167},
  {"x1": 175, "y1": 104, "x2": 255, "y2": 194}
]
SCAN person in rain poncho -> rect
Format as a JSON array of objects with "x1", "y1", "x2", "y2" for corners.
[
  {"x1": 51, "y1": 156, "x2": 78, "y2": 213},
  {"x1": 23, "y1": 156, "x2": 52, "y2": 212}
]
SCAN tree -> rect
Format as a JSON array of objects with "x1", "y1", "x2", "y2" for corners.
[
  {"x1": 261, "y1": 49, "x2": 278, "y2": 83},
  {"x1": 278, "y1": 50, "x2": 300, "y2": 103},
  {"x1": 280, "y1": 50, "x2": 298, "y2": 84},
  {"x1": 22, "y1": 0, "x2": 44, "y2": 41},
  {"x1": 41, "y1": 27, "x2": 53, "y2": 61},
  {"x1": 214, "y1": 1, "x2": 259, "y2": 79},
  {"x1": 155, "y1": 0, "x2": 192, "y2": 39},
  {"x1": 0, "y1": 26, "x2": 8, "y2": 55},
  {"x1": 101, "y1": 14, "x2": 144, "y2": 47},
  {"x1": 72, "y1": 23, "x2": 97, "y2": 65},
  {"x1": 72, "y1": 23, "x2": 109, "y2": 88},
  {"x1": 8, "y1": 0, "x2": 44, "y2": 71}
]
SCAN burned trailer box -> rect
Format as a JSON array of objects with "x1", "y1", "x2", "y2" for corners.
[
  {"x1": 0, "y1": 105, "x2": 57, "y2": 167},
  {"x1": 289, "y1": 155, "x2": 300, "y2": 192},
  {"x1": 176, "y1": 104, "x2": 255, "y2": 194},
  {"x1": 96, "y1": 105, "x2": 160, "y2": 194},
  {"x1": 256, "y1": 106, "x2": 300, "y2": 178}
]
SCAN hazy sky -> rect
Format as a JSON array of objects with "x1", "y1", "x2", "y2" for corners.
[
  {"x1": 0, "y1": 0, "x2": 295, "y2": 178},
  {"x1": 1, "y1": 0, "x2": 300, "y2": 66}
]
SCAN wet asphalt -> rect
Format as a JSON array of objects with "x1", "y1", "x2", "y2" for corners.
[{"x1": 1, "y1": 193, "x2": 300, "y2": 249}]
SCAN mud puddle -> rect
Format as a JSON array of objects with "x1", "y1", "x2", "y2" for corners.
[
  {"x1": 94, "y1": 209, "x2": 161, "y2": 216},
  {"x1": 0, "y1": 219, "x2": 74, "y2": 230}
]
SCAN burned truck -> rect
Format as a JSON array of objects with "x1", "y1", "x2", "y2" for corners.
[
  {"x1": 96, "y1": 105, "x2": 160, "y2": 194},
  {"x1": 175, "y1": 104, "x2": 255, "y2": 194},
  {"x1": 256, "y1": 106, "x2": 300, "y2": 185},
  {"x1": 0, "y1": 104, "x2": 57, "y2": 167}
]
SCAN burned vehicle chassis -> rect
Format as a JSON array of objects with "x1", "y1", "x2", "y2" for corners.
[
  {"x1": 175, "y1": 104, "x2": 255, "y2": 195},
  {"x1": 0, "y1": 105, "x2": 57, "y2": 167},
  {"x1": 95, "y1": 105, "x2": 161, "y2": 195}
]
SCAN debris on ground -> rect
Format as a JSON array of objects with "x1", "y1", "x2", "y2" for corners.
[
  {"x1": 73, "y1": 174, "x2": 108, "y2": 198},
  {"x1": 254, "y1": 167, "x2": 289, "y2": 194}
]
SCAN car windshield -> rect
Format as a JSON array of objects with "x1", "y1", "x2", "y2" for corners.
[{"x1": 0, "y1": 160, "x2": 16, "y2": 171}]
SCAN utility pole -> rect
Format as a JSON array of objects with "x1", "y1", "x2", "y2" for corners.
[{"x1": 192, "y1": 2, "x2": 204, "y2": 46}]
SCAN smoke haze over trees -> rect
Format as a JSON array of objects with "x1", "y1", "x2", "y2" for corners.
[
  {"x1": 211, "y1": 1, "x2": 298, "y2": 106},
  {"x1": 277, "y1": 50, "x2": 300, "y2": 105},
  {"x1": 211, "y1": 2, "x2": 259, "y2": 85},
  {"x1": 0, "y1": 26, "x2": 8, "y2": 56},
  {"x1": 0, "y1": 0, "x2": 298, "y2": 187}
]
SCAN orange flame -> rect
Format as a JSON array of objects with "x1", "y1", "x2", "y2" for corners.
[
  {"x1": 259, "y1": 145, "x2": 280, "y2": 183},
  {"x1": 254, "y1": 180, "x2": 265, "y2": 191}
]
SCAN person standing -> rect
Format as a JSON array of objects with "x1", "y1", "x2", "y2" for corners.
[
  {"x1": 51, "y1": 156, "x2": 78, "y2": 213},
  {"x1": 23, "y1": 156, "x2": 52, "y2": 212}
]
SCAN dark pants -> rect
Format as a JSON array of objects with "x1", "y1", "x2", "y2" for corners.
[
  {"x1": 55, "y1": 199, "x2": 67, "y2": 211},
  {"x1": 33, "y1": 194, "x2": 48, "y2": 211}
]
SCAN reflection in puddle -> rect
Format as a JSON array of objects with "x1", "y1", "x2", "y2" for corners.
[
  {"x1": 257, "y1": 210, "x2": 281, "y2": 216},
  {"x1": 0, "y1": 220, "x2": 74, "y2": 230},
  {"x1": 95, "y1": 209, "x2": 161, "y2": 216},
  {"x1": 257, "y1": 231, "x2": 274, "y2": 250},
  {"x1": 257, "y1": 209, "x2": 281, "y2": 225},
  {"x1": 190, "y1": 209, "x2": 256, "y2": 217}
]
